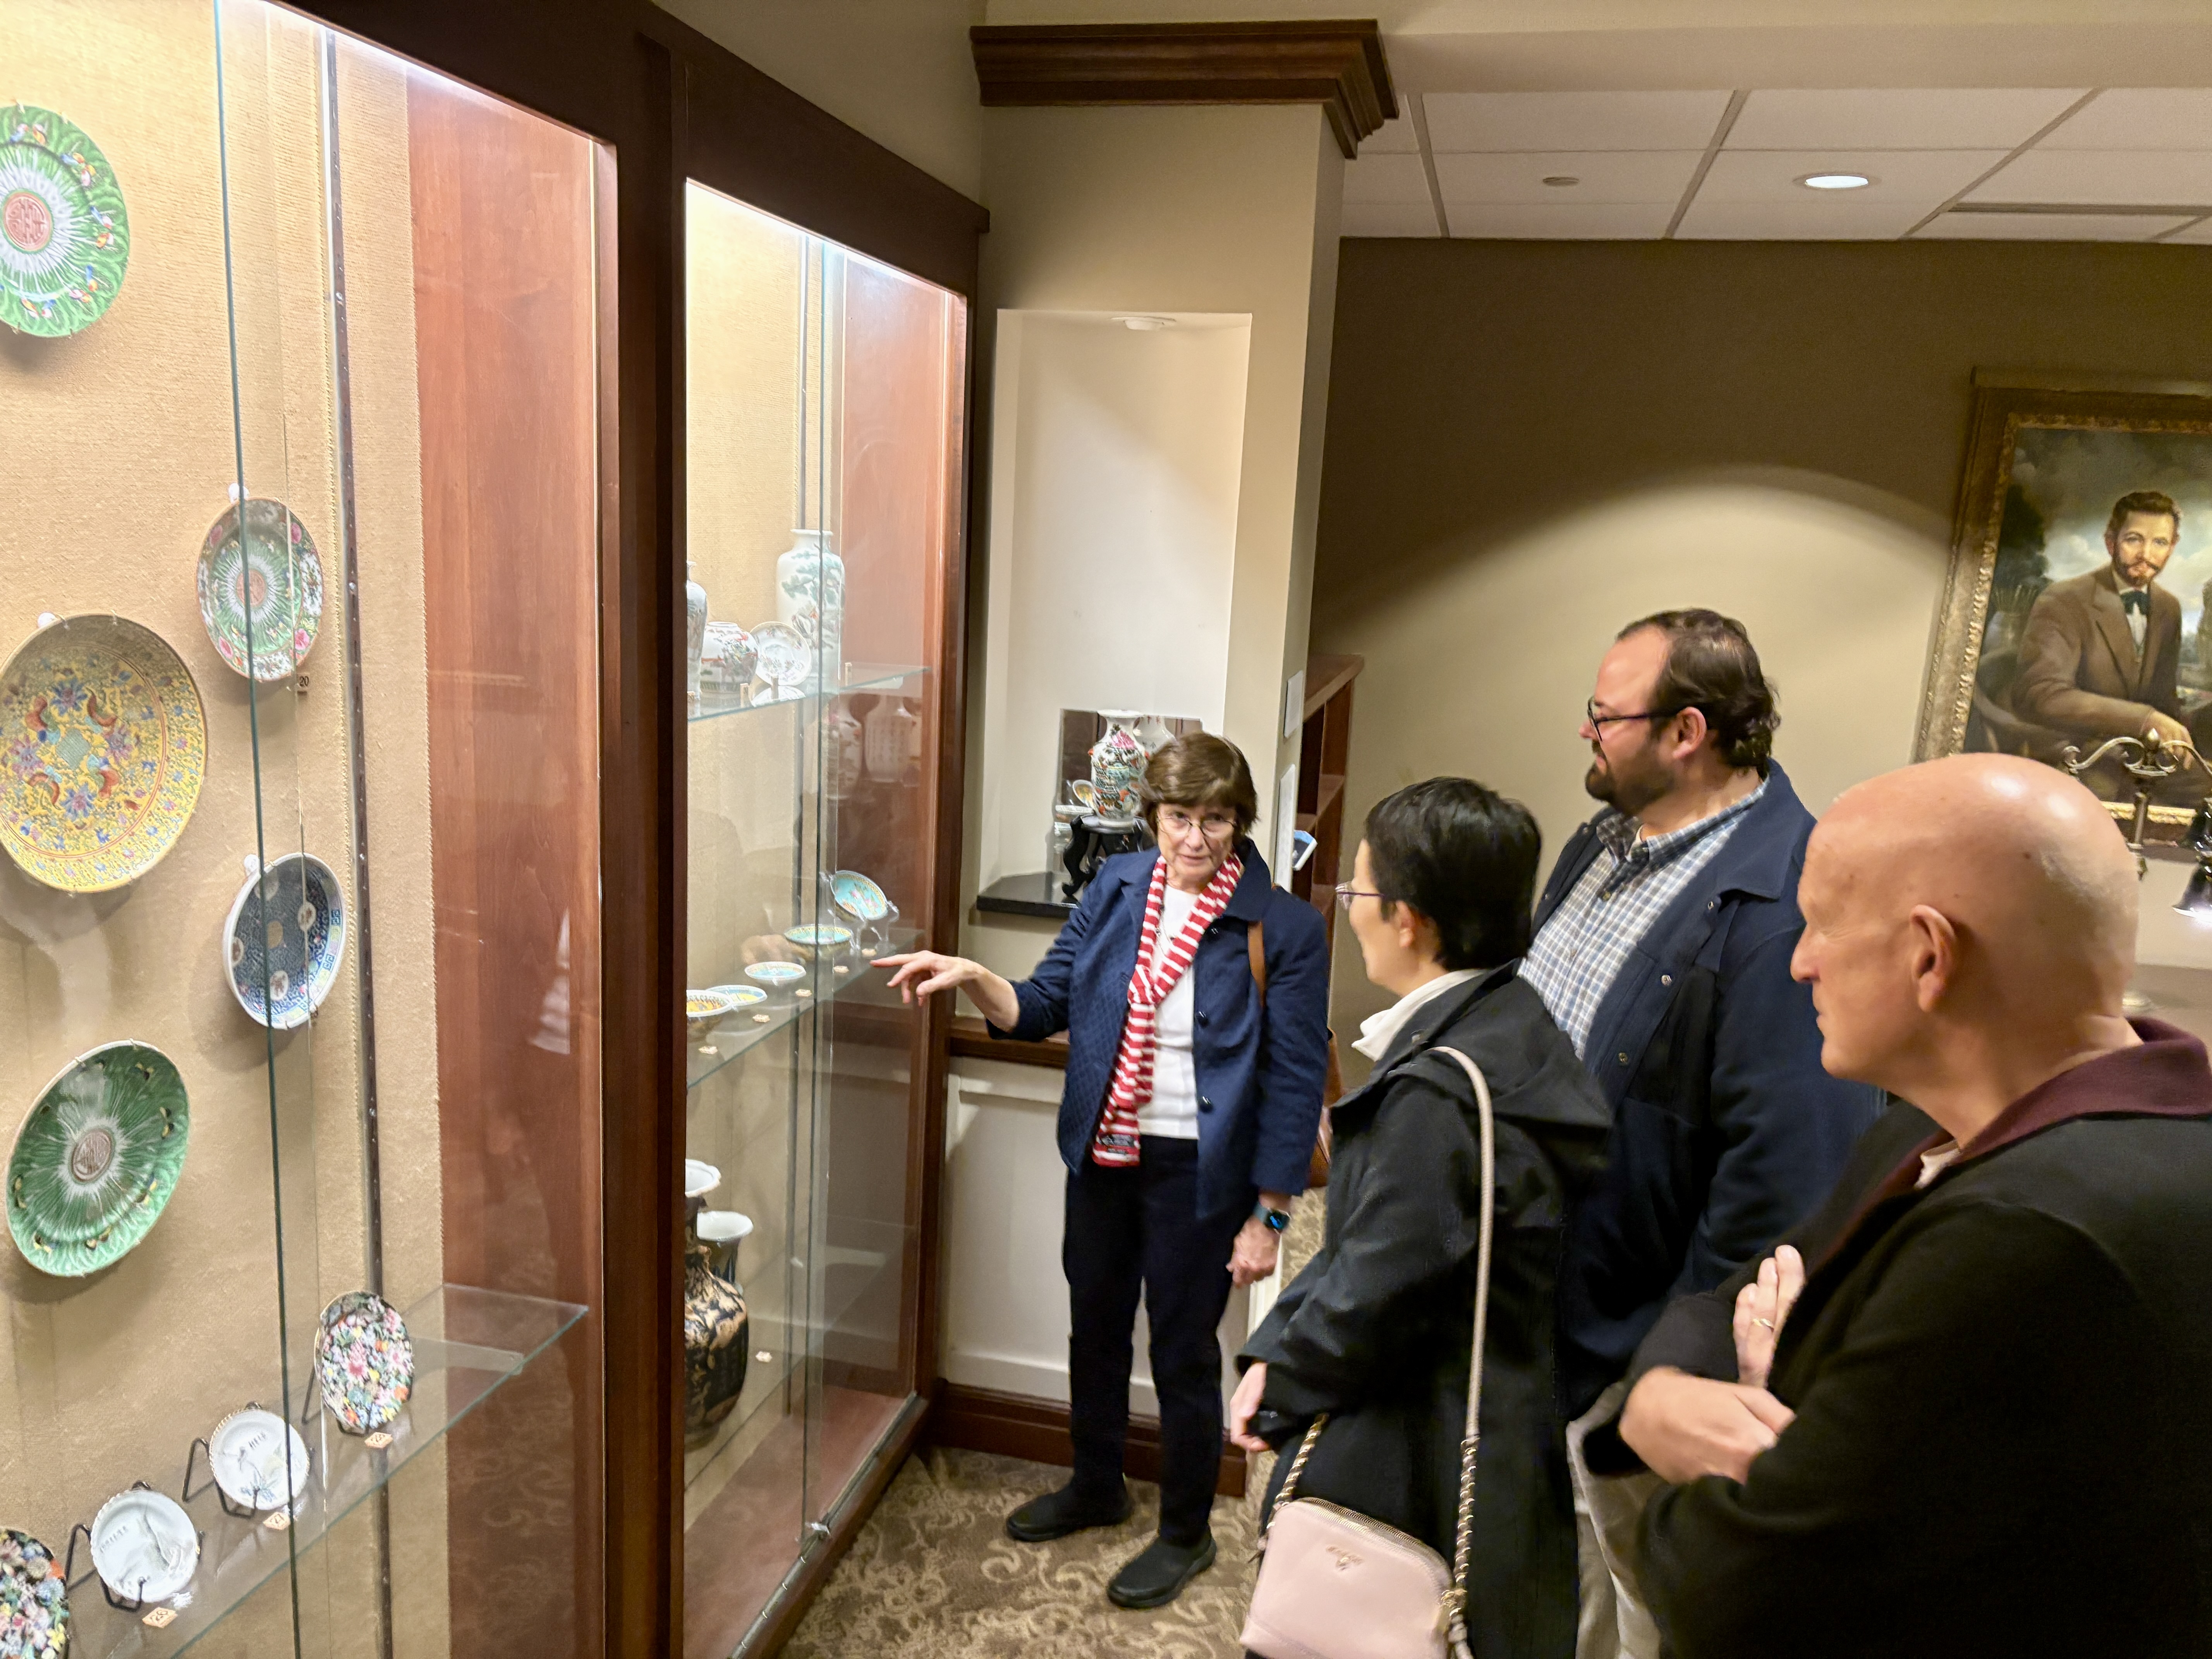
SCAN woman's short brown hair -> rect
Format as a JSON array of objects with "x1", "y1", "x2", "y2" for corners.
[{"x1": 1138, "y1": 732, "x2": 1259, "y2": 839}]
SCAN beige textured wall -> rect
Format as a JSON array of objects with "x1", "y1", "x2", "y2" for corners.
[
  {"x1": 1310, "y1": 237, "x2": 2212, "y2": 1049},
  {"x1": 0, "y1": 0, "x2": 444, "y2": 1642}
]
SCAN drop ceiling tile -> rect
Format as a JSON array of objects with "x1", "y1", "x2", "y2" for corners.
[
  {"x1": 2162, "y1": 217, "x2": 2212, "y2": 244},
  {"x1": 2040, "y1": 89, "x2": 2212, "y2": 150},
  {"x1": 1726, "y1": 88, "x2": 2085, "y2": 152},
  {"x1": 1432, "y1": 150, "x2": 1704, "y2": 206},
  {"x1": 1364, "y1": 114, "x2": 1421, "y2": 155},
  {"x1": 1444, "y1": 201, "x2": 1675, "y2": 239},
  {"x1": 1343, "y1": 152, "x2": 1435, "y2": 206},
  {"x1": 1915, "y1": 211, "x2": 2192, "y2": 241},
  {"x1": 1966, "y1": 148, "x2": 2212, "y2": 208},
  {"x1": 1342, "y1": 202, "x2": 1444, "y2": 237},
  {"x1": 1674, "y1": 198, "x2": 1924, "y2": 239},
  {"x1": 1697, "y1": 148, "x2": 2006, "y2": 205},
  {"x1": 1423, "y1": 90, "x2": 1730, "y2": 154}
]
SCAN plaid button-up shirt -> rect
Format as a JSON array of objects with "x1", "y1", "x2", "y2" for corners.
[{"x1": 1520, "y1": 779, "x2": 1768, "y2": 1060}]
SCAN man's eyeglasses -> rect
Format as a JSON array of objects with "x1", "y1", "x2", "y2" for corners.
[
  {"x1": 1586, "y1": 698, "x2": 1686, "y2": 732},
  {"x1": 1333, "y1": 884, "x2": 1383, "y2": 908}
]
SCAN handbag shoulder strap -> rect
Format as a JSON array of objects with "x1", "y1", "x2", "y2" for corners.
[
  {"x1": 1248, "y1": 914, "x2": 1266, "y2": 999},
  {"x1": 1426, "y1": 1045, "x2": 1495, "y2": 1656}
]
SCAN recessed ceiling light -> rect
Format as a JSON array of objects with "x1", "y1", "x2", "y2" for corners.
[
  {"x1": 1542, "y1": 175, "x2": 1580, "y2": 188},
  {"x1": 1113, "y1": 314, "x2": 1176, "y2": 330},
  {"x1": 1799, "y1": 172, "x2": 1873, "y2": 191}
]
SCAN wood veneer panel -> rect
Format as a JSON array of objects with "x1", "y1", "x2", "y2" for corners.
[
  {"x1": 409, "y1": 73, "x2": 605, "y2": 1658},
  {"x1": 680, "y1": 1387, "x2": 910, "y2": 1659}
]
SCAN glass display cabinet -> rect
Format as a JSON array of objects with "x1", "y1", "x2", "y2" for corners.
[
  {"x1": 678, "y1": 183, "x2": 966, "y2": 1656},
  {"x1": 0, "y1": 2, "x2": 607, "y2": 1654}
]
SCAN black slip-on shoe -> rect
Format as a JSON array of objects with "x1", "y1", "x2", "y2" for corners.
[
  {"x1": 1005, "y1": 1481, "x2": 1133, "y2": 1543},
  {"x1": 1106, "y1": 1532, "x2": 1217, "y2": 1609}
]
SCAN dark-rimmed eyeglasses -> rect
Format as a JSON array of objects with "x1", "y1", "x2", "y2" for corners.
[{"x1": 1586, "y1": 697, "x2": 1685, "y2": 731}]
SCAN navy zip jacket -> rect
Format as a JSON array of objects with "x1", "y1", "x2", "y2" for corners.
[
  {"x1": 993, "y1": 842, "x2": 1332, "y2": 1220},
  {"x1": 1536, "y1": 763, "x2": 1882, "y2": 1419}
]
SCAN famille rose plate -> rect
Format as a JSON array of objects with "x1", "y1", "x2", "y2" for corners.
[
  {"x1": 704, "y1": 984, "x2": 768, "y2": 1008},
  {"x1": 783, "y1": 922, "x2": 852, "y2": 951},
  {"x1": 224, "y1": 852, "x2": 346, "y2": 1030},
  {"x1": 89, "y1": 1487, "x2": 197, "y2": 1604},
  {"x1": 829, "y1": 870, "x2": 890, "y2": 924},
  {"x1": 0, "y1": 615, "x2": 206, "y2": 893},
  {"x1": 0, "y1": 1529, "x2": 67, "y2": 1656},
  {"x1": 686, "y1": 989, "x2": 738, "y2": 1036},
  {"x1": 744, "y1": 960, "x2": 807, "y2": 989},
  {"x1": 751, "y1": 622, "x2": 809, "y2": 698},
  {"x1": 8, "y1": 1041, "x2": 189, "y2": 1278},
  {"x1": 1, "y1": 104, "x2": 129, "y2": 338},
  {"x1": 196, "y1": 499, "x2": 326, "y2": 681},
  {"x1": 209, "y1": 1405, "x2": 311, "y2": 1513},
  {"x1": 316, "y1": 1291, "x2": 414, "y2": 1436}
]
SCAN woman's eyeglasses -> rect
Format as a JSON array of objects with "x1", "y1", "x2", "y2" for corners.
[{"x1": 1158, "y1": 809, "x2": 1238, "y2": 843}]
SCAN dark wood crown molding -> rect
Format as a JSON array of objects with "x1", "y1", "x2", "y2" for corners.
[{"x1": 970, "y1": 19, "x2": 1397, "y2": 158}]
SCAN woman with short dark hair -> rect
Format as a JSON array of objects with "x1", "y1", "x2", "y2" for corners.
[
  {"x1": 883, "y1": 732, "x2": 1330, "y2": 1609},
  {"x1": 1230, "y1": 776, "x2": 1610, "y2": 1659}
]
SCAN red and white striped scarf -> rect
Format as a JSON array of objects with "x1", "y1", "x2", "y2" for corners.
[{"x1": 1089, "y1": 851, "x2": 1245, "y2": 1167}]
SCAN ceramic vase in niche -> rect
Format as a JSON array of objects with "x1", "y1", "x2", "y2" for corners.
[
  {"x1": 775, "y1": 528, "x2": 844, "y2": 693},
  {"x1": 684, "y1": 561, "x2": 709, "y2": 714},
  {"x1": 1089, "y1": 711, "x2": 1149, "y2": 820},
  {"x1": 864, "y1": 696, "x2": 920, "y2": 785},
  {"x1": 701, "y1": 620, "x2": 756, "y2": 706},
  {"x1": 682, "y1": 1221, "x2": 750, "y2": 1447}
]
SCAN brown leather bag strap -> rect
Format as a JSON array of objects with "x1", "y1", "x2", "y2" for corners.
[{"x1": 1248, "y1": 915, "x2": 1267, "y2": 999}]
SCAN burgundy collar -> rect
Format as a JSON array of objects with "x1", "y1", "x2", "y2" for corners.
[{"x1": 1832, "y1": 1020, "x2": 2212, "y2": 1259}]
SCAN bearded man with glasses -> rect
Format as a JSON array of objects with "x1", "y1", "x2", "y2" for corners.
[{"x1": 1518, "y1": 610, "x2": 1881, "y2": 1659}]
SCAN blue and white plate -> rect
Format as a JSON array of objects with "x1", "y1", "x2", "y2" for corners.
[
  {"x1": 744, "y1": 960, "x2": 807, "y2": 989},
  {"x1": 224, "y1": 852, "x2": 345, "y2": 1029},
  {"x1": 783, "y1": 922, "x2": 852, "y2": 951}
]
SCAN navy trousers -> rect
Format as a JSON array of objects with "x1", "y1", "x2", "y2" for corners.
[{"x1": 1063, "y1": 1135, "x2": 1249, "y2": 1546}]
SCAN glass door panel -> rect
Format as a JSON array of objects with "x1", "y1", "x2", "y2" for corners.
[{"x1": 680, "y1": 179, "x2": 963, "y2": 1656}]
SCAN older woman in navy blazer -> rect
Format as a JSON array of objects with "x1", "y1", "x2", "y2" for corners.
[{"x1": 884, "y1": 733, "x2": 1331, "y2": 1609}]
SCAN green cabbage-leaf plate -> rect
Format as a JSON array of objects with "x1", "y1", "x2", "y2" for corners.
[
  {"x1": 8, "y1": 1041, "x2": 188, "y2": 1277},
  {"x1": 1, "y1": 103, "x2": 129, "y2": 337},
  {"x1": 197, "y1": 499, "x2": 325, "y2": 680}
]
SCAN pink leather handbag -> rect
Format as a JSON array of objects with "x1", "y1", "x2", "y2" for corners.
[{"x1": 1239, "y1": 1046, "x2": 1496, "y2": 1659}]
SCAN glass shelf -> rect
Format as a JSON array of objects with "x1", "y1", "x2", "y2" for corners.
[
  {"x1": 688, "y1": 663, "x2": 929, "y2": 726},
  {"x1": 686, "y1": 929, "x2": 922, "y2": 1092},
  {"x1": 59, "y1": 1285, "x2": 583, "y2": 1659}
]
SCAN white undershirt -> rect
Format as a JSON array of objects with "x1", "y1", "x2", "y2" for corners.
[
  {"x1": 1916, "y1": 1140, "x2": 1964, "y2": 1189},
  {"x1": 1136, "y1": 886, "x2": 1203, "y2": 1140}
]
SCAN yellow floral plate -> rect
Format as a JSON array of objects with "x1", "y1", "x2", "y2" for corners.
[{"x1": 0, "y1": 615, "x2": 205, "y2": 892}]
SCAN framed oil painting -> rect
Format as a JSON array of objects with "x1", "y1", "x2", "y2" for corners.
[{"x1": 1917, "y1": 375, "x2": 2212, "y2": 847}]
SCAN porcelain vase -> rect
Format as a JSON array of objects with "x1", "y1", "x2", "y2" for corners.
[
  {"x1": 1089, "y1": 711, "x2": 1149, "y2": 820},
  {"x1": 684, "y1": 561, "x2": 709, "y2": 714},
  {"x1": 775, "y1": 528, "x2": 845, "y2": 693},
  {"x1": 682, "y1": 1224, "x2": 750, "y2": 1447}
]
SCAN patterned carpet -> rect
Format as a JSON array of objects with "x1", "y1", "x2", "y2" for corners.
[{"x1": 784, "y1": 1446, "x2": 1261, "y2": 1659}]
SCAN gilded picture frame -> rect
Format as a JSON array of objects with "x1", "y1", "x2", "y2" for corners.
[{"x1": 1916, "y1": 374, "x2": 2212, "y2": 849}]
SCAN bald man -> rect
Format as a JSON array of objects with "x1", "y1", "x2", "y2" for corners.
[{"x1": 1618, "y1": 754, "x2": 2212, "y2": 1658}]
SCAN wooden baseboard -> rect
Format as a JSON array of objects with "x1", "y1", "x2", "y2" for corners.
[{"x1": 928, "y1": 1381, "x2": 1247, "y2": 1499}]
